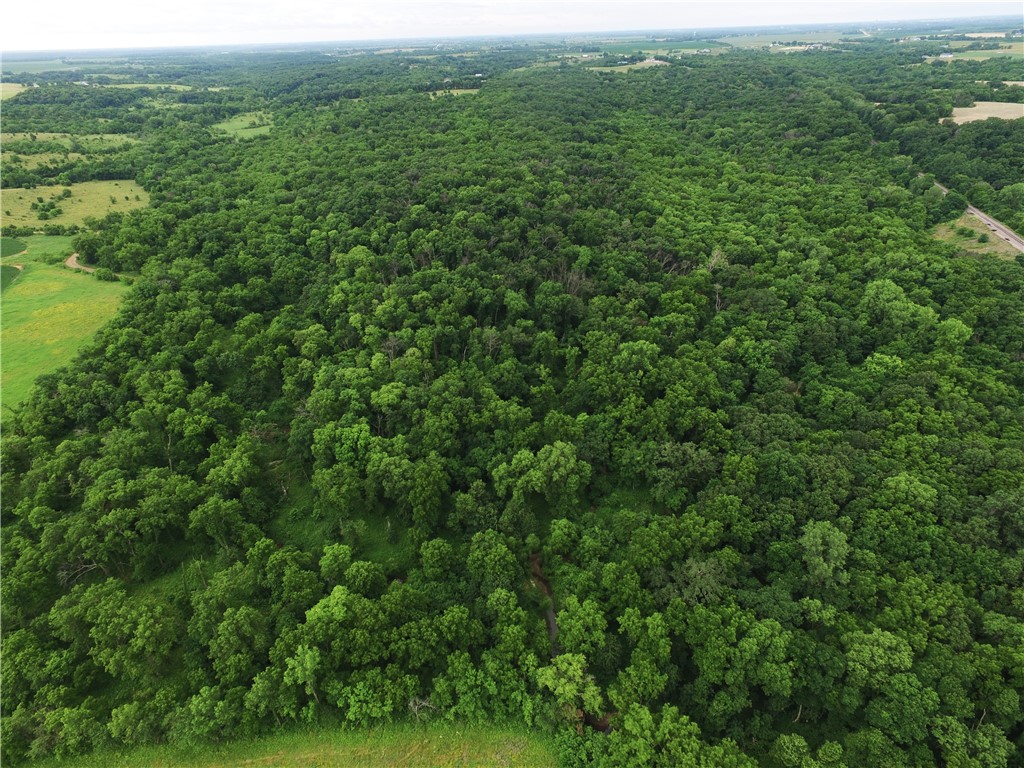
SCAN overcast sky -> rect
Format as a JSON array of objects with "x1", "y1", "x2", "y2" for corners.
[{"x1": 3, "y1": 0, "x2": 1022, "y2": 52}]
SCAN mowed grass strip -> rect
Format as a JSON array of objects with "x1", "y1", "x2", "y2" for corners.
[
  {"x1": 28, "y1": 724, "x2": 557, "y2": 768},
  {"x1": 1, "y1": 236, "x2": 126, "y2": 409},
  {"x1": 2, "y1": 180, "x2": 148, "y2": 227}
]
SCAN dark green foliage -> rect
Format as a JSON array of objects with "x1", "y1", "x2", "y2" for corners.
[{"x1": 2, "y1": 38, "x2": 1023, "y2": 767}]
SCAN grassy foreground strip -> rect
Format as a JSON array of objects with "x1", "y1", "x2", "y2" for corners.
[{"x1": 30, "y1": 724, "x2": 557, "y2": 768}]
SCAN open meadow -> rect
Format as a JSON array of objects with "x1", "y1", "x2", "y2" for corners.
[
  {"x1": 27, "y1": 724, "x2": 556, "y2": 768},
  {"x1": 2, "y1": 180, "x2": 148, "y2": 227},
  {"x1": 212, "y1": 112, "x2": 273, "y2": 137},
  {"x1": 1, "y1": 235, "x2": 126, "y2": 411}
]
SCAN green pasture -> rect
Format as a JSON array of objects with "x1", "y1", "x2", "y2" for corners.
[
  {"x1": 212, "y1": 112, "x2": 273, "y2": 138},
  {"x1": 1, "y1": 237, "x2": 27, "y2": 257},
  {"x1": 1, "y1": 133, "x2": 138, "y2": 152},
  {"x1": 28, "y1": 724, "x2": 557, "y2": 768},
  {"x1": 4, "y1": 150, "x2": 88, "y2": 169},
  {"x1": 1, "y1": 265, "x2": 23, "y2": 291},
  {"x1": 2, "y1": 180, "x2": 148, "y2": 228},
  {"x1": 1, "y1": 235, "x2": 125, "y2": 411}
]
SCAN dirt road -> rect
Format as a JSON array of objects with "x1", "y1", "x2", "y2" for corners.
[{"x1": 64, "y1": 253, "x2": 96, "y2": 273}]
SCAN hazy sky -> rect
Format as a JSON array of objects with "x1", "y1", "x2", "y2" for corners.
[{"x1": 3, "y1": 0, "x2": 1022, "y2": 52}]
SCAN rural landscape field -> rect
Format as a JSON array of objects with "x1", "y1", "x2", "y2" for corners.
[{"x1": 2, "y1": 8, "x2": 1023, "y2": 768}]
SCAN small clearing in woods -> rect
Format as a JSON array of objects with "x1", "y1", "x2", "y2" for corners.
[
  {"x1": 429, "y1": 88, "x2": 480, "y2": 99},
  {"x1": 948, "y1": 102, "x2": 1024, "y2": 123},
  {"x1": 588, "y1": 59, "x2": 670, "y2": 72}
]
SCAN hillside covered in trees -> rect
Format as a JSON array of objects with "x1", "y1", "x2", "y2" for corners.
[{"x1": 2, "y1": 36, "x2": 1024, "y2": 767}]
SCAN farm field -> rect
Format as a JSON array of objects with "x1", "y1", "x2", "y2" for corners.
[
  {"x1": 948, "y1": 101, "x2": 1024, "y2": 123},
  {"x1": 1, "y1": 235, "x2": 126, "y2": 410},
  {"x1": 0, "y1": 82, "x2": 28, "y2": 100},
  {"x1": 718, "y1": 31, "x2": 862, "y2": 47},
  {"x1": 2, "y1": 58, "x2": 82, "y2": 73},
  {"x1": 27, "y1": 724, "x2": 557, "y2": 768},
  {"x1": 934, "y1": 212, "x2": 1022, "y2": 259},
  {"x1": 934, "y1": 40, "x2": 1024, "y2": 60},
  {"x1": 2, "y1": 180, "x2": 148, "y2": 227}
]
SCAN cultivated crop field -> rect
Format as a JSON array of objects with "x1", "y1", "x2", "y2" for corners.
[
  {"x1": 2, "y1": 180, "x2": 148, "y2": 227},
  {"x1": 0, "y1": 82, "x2": 27, "y2": 100},
  {"x1": 949, "y1": 101, "x2": 1024, "y2": 123},
  {"x1": 0, "y1": 235, "x2": 126, "y2": 411}
]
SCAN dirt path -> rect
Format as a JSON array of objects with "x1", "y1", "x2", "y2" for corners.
[
  {"x1": 64, "y1": 253, "x2": 96, "y2": 273},
  {"x1": 933, "y1": 181, "x2": 1024, "y2": 254},
  {"x1": 530, "y1": 553, "x2": 559, "y2": 649}
]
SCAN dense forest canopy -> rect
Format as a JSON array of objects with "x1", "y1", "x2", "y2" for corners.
[{"x1": 2, "y1": 33, "x2": 1023, "y2": 767}]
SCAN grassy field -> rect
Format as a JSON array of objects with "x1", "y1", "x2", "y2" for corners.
[
  {"x1": 1, "y1": 235, "x2": 125, "y2": 411},
  {"x1": 106, "y1": 82, "x2": 192, "y2": 90},
  {"x1": 934, "y1": 213, "x2": 1022, "y2": 259},
  {"x1": 949, "y1": 101, "x2": 1024, "y2": 123},
  {"x1": 2, "y1": 59, "x2": 82, "y2": 73},
  {"x1": 593, "y1": 58, "x2": 671, "y2": 72},
  {"x1": 588, "y1": 59, "x2": 671, "y2": 72},
  {"x1": 932, "y1": 41, "x2": 1024, "y2": 60},
  {"x1": 718, "y1": 31, "x2": 862, "y2": 48},
  {"x1": 1, "y1": 237, "x2": 28, "y2": 257},
  {"x1": 2, "y1": 180, "x2": 148, "y2": 228},
  {"x1": 429, "y1": 88, "x2": 480, "y2": 98},
  {"x1": 1, "y1": 264, "x2": 23, "y2": 291},
  {"x1": 213, "y1": 112, "x2": 273, "y2": 138},
  {"x1": 6, "y1": 150, "x2": 88, "y2": 169},
  {"x1": 28, "y1": 724, "x2": 557, "y2": 768},
  {"x1": 1, "y1": 132, "x2": 137, "y2": 149},
  {"x1": 0, "y1": 82, "x2": 27, "y2": 100}
]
